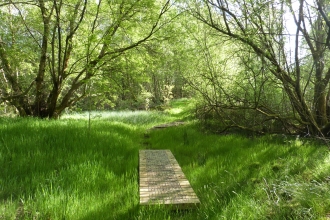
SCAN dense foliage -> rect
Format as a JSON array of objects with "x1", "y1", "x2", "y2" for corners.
[
  {"x1": 1, "y1": 0, "x2": 330, "y2": 137},
  {"x1": 0, "y1": 0, "x2": 175, "y2": 117}
]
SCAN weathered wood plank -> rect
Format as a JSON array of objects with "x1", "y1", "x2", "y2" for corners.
[{"x1": 139, "y1": 150, "x2": 200, "y2": 208}]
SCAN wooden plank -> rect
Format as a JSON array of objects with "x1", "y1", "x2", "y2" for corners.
[{"x1": 139, "y1": 150, "x2": 200, "y2": 208}]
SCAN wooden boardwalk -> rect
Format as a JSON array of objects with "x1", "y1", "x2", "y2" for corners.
[{"x1": 139, "y1": 150, "x2": 200, "y2": 208}]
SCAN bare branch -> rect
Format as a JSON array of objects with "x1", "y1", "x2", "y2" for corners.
[
  {"x1": 0, "y1": 1, "x2": 36, "y2": 7},
  {"x1": 0, "y1": 80, "x2": 34, "y2": 102}
]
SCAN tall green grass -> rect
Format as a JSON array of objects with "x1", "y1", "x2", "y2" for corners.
[
  {"x1": 0, "y1": 111, "x2": 173, "y2": 219},
  {"x1": 1, "y1": 100, "x2": 330, "y2": 219},
  {"x1": 148, "y1": 124, "x2": 330, "y2": 219}
]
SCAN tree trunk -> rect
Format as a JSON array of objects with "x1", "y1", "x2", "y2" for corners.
[
  {"x1": 314, "y1": 79, "x2": 328, "y2": 126},
  {"x1": 34, "y1": 0, "x2": 52, "y2": 117},
  {"x1": 312, "y1": 0, "x2": 328, "y2": 126}
]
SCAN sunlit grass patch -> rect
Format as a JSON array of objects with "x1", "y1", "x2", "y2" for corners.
[
  {"x1": 167, "y1": 107, "x2": 183, "y2": 115},
  {"x1": 164, "y1": 98, "x2": 197, "y2": 120},
  {"x1": 61, "y1": 110, "x2": 177, "y2": 129},
  {"x1": 1, "y1": 104, "x2": 330, "y2": 219}
]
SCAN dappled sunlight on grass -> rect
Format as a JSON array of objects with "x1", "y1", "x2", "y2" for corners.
[
  {"x1": 166, "y1": 107, "x2": 183, "y2": 115},
  {"x1": 1, "y1": 104, "x2": 330, "y2": 219},
  {"x1": 164, "y1": 98, "x2": 197, "y2": 120},
  {"x1": 0, "y1": 116, "x2": 142, "y2": 219},
  {"x1": 147, "y1": 124, "x2": 330, "y2": 219},
  {"x1": 313, "y1": 153, "x2": 330, "y2": 181}
]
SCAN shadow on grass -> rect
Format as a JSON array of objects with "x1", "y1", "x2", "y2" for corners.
[{"x1": 79, "y1": 204, "x2": 139, "y2": 220}]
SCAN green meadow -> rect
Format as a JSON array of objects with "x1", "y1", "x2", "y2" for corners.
[{"x1": 1, "y1": 99, "x2": 330, "y2": 219}]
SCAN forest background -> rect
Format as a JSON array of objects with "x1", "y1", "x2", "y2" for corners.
[
  {"x1": 2, "y1": 1, "x2": 330, "y2": 219},
  {"x1": 1, "y1": 0, "x2": 330, "y2": 137}
]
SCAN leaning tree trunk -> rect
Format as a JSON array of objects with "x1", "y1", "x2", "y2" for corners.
[{"x1": 190, "y1": 0, "x2": 329, "y2": 136}]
